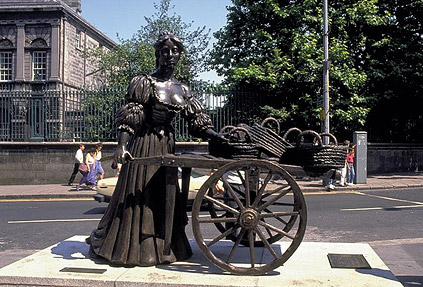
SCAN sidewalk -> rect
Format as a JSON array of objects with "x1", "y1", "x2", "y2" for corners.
[
  {"x1": 300, "y1": 172, "x2": 423, "y2": 192},
  {"x1": 0, "y1": 172, "x2": 422, "y2": 200},
  {"x1": 0, "y1": 184, "x2": 96, "y2": 200}
]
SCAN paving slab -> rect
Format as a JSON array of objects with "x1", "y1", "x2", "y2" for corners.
[{"x1": 0, "y1": 236, "x2": 402, "y2": 287}]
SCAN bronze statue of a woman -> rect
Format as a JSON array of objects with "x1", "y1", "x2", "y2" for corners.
[{"x1": 88, "y1": 32, "x2": 224, "y2": 266}]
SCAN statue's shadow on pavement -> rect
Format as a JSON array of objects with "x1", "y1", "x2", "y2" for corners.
[
  {"x1": 50, "y1": 239, "x2": 280, "y2": 276},
  {"x1": 51, "y1": 240, "x2": 89, "y2": 260},
  {"x1": 156, "y1": 242, "x2": 281, "y2": 276}
]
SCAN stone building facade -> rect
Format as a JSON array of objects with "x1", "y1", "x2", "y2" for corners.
[
  {"x1": 0, "y1": 0, "x2": 116, "y2": 141},
  {"x1": 0, "y1": 0, "x2": 116, "y2": 91}
]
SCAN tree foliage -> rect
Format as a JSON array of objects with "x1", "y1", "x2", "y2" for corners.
[
  {"x1": 364, "y1": 0, "x2": 423, "y2": 142},
  {"x1": 209, "y1": 0, "x2": 423, "y2": 142},
  {"x1": 86, "y1": 0, "x2": 211, "y2": 87}
]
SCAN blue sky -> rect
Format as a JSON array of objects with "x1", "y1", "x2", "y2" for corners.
[{"x1": 81, "y1": 0, "x2": 232, "y2": 82}]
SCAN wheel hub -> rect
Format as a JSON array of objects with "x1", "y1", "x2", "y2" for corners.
[{"x1": 239, "y1": 209, "x2": 259, "y2": 229}]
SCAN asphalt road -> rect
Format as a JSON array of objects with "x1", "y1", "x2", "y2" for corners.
[{"x1": 1, "y1": 187, "x2": 422, "y2": 285}]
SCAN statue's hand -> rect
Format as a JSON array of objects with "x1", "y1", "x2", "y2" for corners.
[
  {"x1": 214, "y1": 132, "x2": 229, "y2": 143},
  {"x1": 113, "y1": 145, "x2": 134, "y2": 164},
  {"x1": 206, "y1": 128, "x2": 229, "y2": 143}
]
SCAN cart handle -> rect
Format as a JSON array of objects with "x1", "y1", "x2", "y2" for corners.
[
  {"x1": 219, "y1": 125, "x2": 236, "y2": 134},
  {"x1": 296, "y1": 130, "x2": 323, "y2": 147},
  {"x1": 228, "y1": 127, "x2": 253, "y2": 143},
  {"x1": 282, "y1": 127, "x2": 302, "y2": 147},
  {"x1": 261, "y1": 117, "x2": 280, "y2": 134},
  {"x1": 319, "y1": 132, "x2": 338, "y2": 146}
]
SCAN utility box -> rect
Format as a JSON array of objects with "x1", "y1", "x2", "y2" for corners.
[{"x1": 353, "y1": 131, "x2": 367, "y2": 184}]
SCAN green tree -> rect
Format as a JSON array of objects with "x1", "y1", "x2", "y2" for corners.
[
  {"x1": 209, "y1": 0, "x2": 421, "y2": 141},
  {"x1": 87, "y1": 0, "x2": 211, "y2": 86},
  {"x1": 364, "y1": 0, "x2": 423, "y2": 142}
]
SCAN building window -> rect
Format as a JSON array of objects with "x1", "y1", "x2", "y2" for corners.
[
  {"x1": 76, "y1": 30, "x2": 83, "y2": 50},
  {"x1": 32, "y1": 51, "x2": 47, "y2": 81},
  {"x1": 0, "y1": 52, "x2": 12, "y2": 81}
]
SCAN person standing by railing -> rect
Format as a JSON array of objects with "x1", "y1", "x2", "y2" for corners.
[
  {"x1": 346, "y1": 144, "x2": 356, "y2": 185},
  {"x1": 339, "y1": 140, "x2": 350, "y2": 186}
]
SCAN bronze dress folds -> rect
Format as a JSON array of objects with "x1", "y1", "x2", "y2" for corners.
[{"x1": 89, "y1": 75, "x2": 213, "y2": 266}]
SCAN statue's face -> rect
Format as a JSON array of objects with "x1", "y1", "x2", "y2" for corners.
[{"x1": 158, "y1": 39, "x2": 180, "y2": 68}]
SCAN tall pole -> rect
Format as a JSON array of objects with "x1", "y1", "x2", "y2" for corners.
[{"x1": 322, "y1": 0, "x2": 330, "y2": 143}]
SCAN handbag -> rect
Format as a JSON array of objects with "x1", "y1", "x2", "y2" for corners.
[{"x1": 78, "y1": 163, "x2": 89, "y2": 174}]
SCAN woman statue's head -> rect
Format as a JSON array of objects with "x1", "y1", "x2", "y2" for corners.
[{"x1": 154, "y1": 31, "x2": 184, "y2": 69}]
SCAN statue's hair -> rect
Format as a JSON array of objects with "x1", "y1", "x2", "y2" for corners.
[{"x1": 154, "y1": 31, "x2": 184, "y2": 67}]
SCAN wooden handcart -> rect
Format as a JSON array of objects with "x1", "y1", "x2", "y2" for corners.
[{"x1": 131, "y1": 153, "x2": 308, "y2": 276}]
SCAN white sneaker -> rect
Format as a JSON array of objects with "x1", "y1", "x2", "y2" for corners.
[
  {"x1": 347, "y1": 183, "x2": 354, "y2": 186},
  {"x1": 327, "y1": 184, "x2": 335, "y2": 190}
]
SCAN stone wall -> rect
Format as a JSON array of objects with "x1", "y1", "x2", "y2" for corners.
[
  {"x1": 0, "y1": 142, "x2": 208, "y2": 185},
  {"x1": 0, "y1": 142, "x2": 421, "y2": 185},
  {"x1": 367, "y1": 143, "x2": 423, "y2": 174}
]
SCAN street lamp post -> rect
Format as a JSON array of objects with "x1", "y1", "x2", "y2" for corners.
[{"x1": 322, "y1": 0, "x2": 330, "y2": 144}]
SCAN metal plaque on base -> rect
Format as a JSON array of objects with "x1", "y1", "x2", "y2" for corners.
[
  {"x1": 327, "y1": 253, "x2": 371, "y2": 269},
  {"x1": 60, "y1": 267, "x2": 107, "y2": 274}
]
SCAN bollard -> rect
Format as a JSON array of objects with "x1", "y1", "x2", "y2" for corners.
[{"x1": 353, "y1": 131, "x2": 367, "y2": 184}]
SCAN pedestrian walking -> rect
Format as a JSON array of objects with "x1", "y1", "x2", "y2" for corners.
[
  {"x1": 67, "y1": 143, "x2": 85, "y2": 186},
  {"x1": 76, "y1": 148, "x2": 97, "y2": 191},
  {"x1": 95, "y1": 143, "x2": 105, "y2": 180}
]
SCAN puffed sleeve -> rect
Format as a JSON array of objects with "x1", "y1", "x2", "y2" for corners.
[
  {"x1": 182, "y1": 87, "x2": 214, "y2": 137},
  {"x1": 116, "y1": 75, "x2": 151, "y2": 134}
]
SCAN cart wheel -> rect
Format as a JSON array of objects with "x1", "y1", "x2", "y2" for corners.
[
  {"x1": 207, "y1": 175, "x2": 299, "y2": 246},
  {"x1": 192, "y1": 160, "x2": 307, "y2": 275}
]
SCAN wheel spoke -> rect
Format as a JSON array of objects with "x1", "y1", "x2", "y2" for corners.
[
  {"x1": 248, "y1": 230, "x2": 255, "y2": 267},
  {"x1": 260, "y1": 217, "x2": 274, "y2": 237},
  {"x1": 264, "y1": 208, "x2": 289, "y2": 225},
  {"x1": 230, "y1": 185, "x2": 245, "y2": 198},
  {"x1": 252, "y1": 170, "x2": 273, "y2": 208},
  {"x1": 264, "y1": 227, "x2": 273, "y2": 237},
  {"x1": 204, "y1": 194, "x2": 240, "y2": 215},
  {"x1": 221, "y1": 177, "x2": 245, "y2": 211},
  {"x1": 257, "y1": 188, "x2": 292, "y2": 212},
  {"x1": 244, "y1": 169, "x2": 250, "y2": 207},
  {"x1": 226, "y1": 229, "x2": 246, "y2": 263},
  {"x1": 269, "y1": 202, "x2": 295, "y2": 207},
  {"x1": 262, "y1": 184, "x2": 291, "y2": 198},
  {"x1": 260, "y1": 211, "x2": 300, "y2": 218},
  {"x1": 207, "y1": 225, "x2": 239, "y2": 247},
  {"x1": 255, "y1": 227, "x2": 279, "y2": 260},
  {"x1": 237, "y1": 170, "x2": 246, "y2": 186},
  {"x1": 259, "y1": 220, "x2": 295, "y2": 240},
  {"x1": 199, "y1": 217, "x2": 239, "y2": 223}
]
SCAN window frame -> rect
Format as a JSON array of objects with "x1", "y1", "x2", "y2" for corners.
[
  {"x1": 0, "y1": 51, "x2": 13, "y2": 82},
  {"x1": 76, "y1": 30, "x2": 83, "y2": 50},
  {"x1": 32, "y1": 50, "x2": 47, "y2": 81}
]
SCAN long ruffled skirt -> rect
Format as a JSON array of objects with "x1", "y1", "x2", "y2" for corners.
[{"x1": 89, "y1": 129, "x2": 192, "y2": 266}]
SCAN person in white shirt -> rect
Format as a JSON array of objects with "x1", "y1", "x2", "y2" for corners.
[{"x1": 67, "y1": 144, "x2": 85, "y2": 186}]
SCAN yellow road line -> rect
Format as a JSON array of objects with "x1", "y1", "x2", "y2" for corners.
[
  {"x1": 302, "y1": 190, "x2": 358, "y2": 195},
  {"x1": 354, "y1": 191, "x2": 423, "y2": 205}
]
